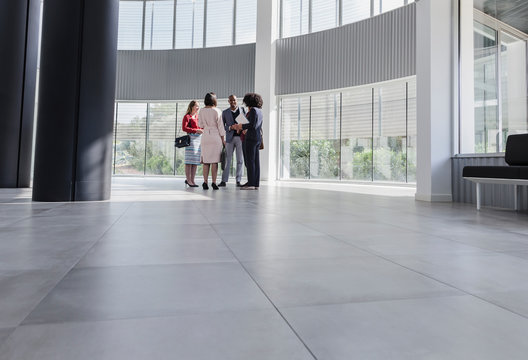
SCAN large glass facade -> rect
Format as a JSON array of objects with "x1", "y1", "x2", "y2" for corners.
[
  {"x1": 279, "y1": 77, "x2": 416, "y2": 183},
  {"x1": 113, "y1": 100, "x2": 233, "y2": 176},
  {"x1": 281, "y1": 0, "x2": 414, "y2": 38},
  {"x1": 468, "y1": 17, "x2": 528, "y2": 154},
  {"x1": 118, "y1": 0, "x2": 256, "y2": 50}
]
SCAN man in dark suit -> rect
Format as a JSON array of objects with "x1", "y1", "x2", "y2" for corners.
[{"x1": 218, "y1": 95, "x2": 246, "y2": 187}]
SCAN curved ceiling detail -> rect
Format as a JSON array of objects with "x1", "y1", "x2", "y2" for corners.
[{"x1": 275, "y1": 4, "x2": 416, "y2": 95}]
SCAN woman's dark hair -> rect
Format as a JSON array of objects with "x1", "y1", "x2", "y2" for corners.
[
  {"x1": 204, "y1": 92, "x2": 217, "y2": 107},
  {"x1": 243, "y1": 93, "x2": 263, "y2": 108}
]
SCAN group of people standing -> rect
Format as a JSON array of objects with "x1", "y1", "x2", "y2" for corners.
[{"x1": 182, "y1": 92, "x2": 263, "y2": 190}]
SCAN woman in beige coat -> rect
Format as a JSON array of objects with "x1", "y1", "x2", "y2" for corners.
[{"x1": 198, "y1": 92, "x2": 226, "y2": 190}]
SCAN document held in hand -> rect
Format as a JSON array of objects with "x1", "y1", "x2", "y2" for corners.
[{"x1": 235, "y1": 112, "x2": 249, "y2": 125}]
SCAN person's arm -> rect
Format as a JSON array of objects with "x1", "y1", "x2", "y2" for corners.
[
  {"x1": 222, "y1": 111, "x2": 230, "y2": 133},
  {"x1": 217, "y1": 110, "x2": 226, "y2": 145},
  {"x1": 241, "y1": 108, "x2": 256, "y2": 131},
  {"x1": 182, "y1": 115, "x2": 195, "y2": 134}
]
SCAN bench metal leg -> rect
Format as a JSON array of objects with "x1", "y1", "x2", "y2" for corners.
[
  {"x1": 476, "y1": 182, "x2": 481, "y2": 210},
  {"x1": 514, "y1": 185, "x2": 518, "y2": 211}
]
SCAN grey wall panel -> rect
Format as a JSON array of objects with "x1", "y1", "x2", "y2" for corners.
[
  {"x1": 116, "y1": 44, "x2": 255, "y2": 100},
  {"x1": 276, "y1": 4, "x2": 416, "y2": 95},
  {"x1": 452, "y1": 155, "x2": 528, "y2": 210}
]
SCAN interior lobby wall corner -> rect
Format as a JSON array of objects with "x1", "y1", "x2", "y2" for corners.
[{"x1": 115, "y1": 44, "x2": 256, "y2": 101}]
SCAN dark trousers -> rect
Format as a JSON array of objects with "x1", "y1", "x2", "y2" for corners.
[{"x1": 245, "y1": 140, "x2": 260, "y2": 187}]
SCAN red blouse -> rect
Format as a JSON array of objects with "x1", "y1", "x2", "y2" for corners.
[{"x1": 182, "y1": 114, "x2": 201, "y2": 134}]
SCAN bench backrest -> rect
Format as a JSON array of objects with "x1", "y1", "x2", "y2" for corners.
[{"x1": 505, "y1": 134, "x2": 528, "y2": 166}]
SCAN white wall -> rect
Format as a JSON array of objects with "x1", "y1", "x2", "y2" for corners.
[
  {"x1": 254, "y1": 0, "x2": 279, "y2": 181},
  {"x1": 415, "y1": 0, "x2": 455, "y2": 202}
]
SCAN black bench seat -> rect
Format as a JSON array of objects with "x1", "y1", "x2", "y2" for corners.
[
  {"x1": 463, "y1": 134, "x2": 528, "y2": 210},
  {"x1": 463, "y1": 166, "x2": 528, "y2": 179}
]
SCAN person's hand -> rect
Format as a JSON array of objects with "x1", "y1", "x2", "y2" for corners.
[
  {"x1": 196, "y1": 129, "x2": 203, "y2": 134},
  {"x1": 242, "y1": 129, "x2": 247, "y2": 135},
  {"x1": 222, "y1": 139, "x2": 226, "y2": 146}
]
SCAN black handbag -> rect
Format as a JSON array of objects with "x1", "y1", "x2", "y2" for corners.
[
  {"x1": 220, "y1": 146, "x2": 226, "y2": 170},
  {"x1": 175, "y1": 134, "x2": 191, "y2": 148}
]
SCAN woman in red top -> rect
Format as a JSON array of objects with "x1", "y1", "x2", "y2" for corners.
[{"x1": 182, "y1": 100, "x2": 203, "y2": 187}]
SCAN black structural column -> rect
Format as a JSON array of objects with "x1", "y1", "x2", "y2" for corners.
[
  {"x1": 0, "y1": 0, "x2": 40, "y2": 187},
  {"x1": 33, "y1": 0, "x2": 119, "y2": 201}
]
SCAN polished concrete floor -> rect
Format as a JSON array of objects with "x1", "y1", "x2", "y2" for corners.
[{"x1": 1, "y1": 177, "x2": 528, "y2": 359}]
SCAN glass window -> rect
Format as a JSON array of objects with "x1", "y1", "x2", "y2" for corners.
[
  {"x1": 310, "y1": 93, "x2": 340, "y2": 179},
  {"x1": 500, "y1": 31, "x2": 527, "y2": 148},
  {"x1": 407, "y1": 80, "x2": 416, "y2": 183},
  {"x1": 144, "y1": 0, "x2": 174, "y2": 50},
  {"x1": 342, "y1": 0, "x2": 371, "y2": 25},
  {"x1": 474, "y1": 21, "x2": 499, "y2": 153},
  {"x1": 114, "y1": 103, "x2": 148, "y2": 175},
  {"x1": 236, "y1": 0, "x2": 257, "y2": 44},
  {"x1": 373, "y1": 82, "x2": 407, "y2": 182},
  {"x1": 175, "y1": 0, "x2": 204, "y2": 49},
  {"x1": 174, "y1": 102, "x2": 189, "y2": 176},
  {"x1": 374, "y1": 0, "x2": 405, "y2": 15},
  {"x1": 341, "y1": 87, "x2": 373, "y2": 181},
  {"x1": 311, "y1": 0, "x2": 338, "y2": 33},
  {"x1": 118, "y1": 1, "x2": 144, "y2": 50},
  {"x1": 145, "y1": 103, "x2": 176, "y2": 175},
  {"x1": 278, "y1": 78, "x2": 415, "y2": 183},
  {"x1": 206, "y1": 0, "x2": 234, "y2": 47},
  {"x1": 281, "y1": 0, "x2": 309, "y2": 38},
  {"x1": 280, "y1": 97, "x2": 310, "y2": 179}
]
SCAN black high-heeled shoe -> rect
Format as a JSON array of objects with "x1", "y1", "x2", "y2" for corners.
[
  {"x1": 202, "y1": 182, "x2": 209, "y2": 190},
  {"x1": 211, "y1": 183, "x2": 219, "y2": 190},
  {"x1": 185, "y1": 180, "x2": 190, "y2": 187}
]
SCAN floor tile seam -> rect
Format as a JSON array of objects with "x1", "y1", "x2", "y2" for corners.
[
  {"x1": 276, "y1": 292, "x2": 470, "y2": 311},
  {"x1": 323, "y1": 234, "x2": 528, "y2": 321},
  {"x1": 0, "y1": 327, "x2": 16, "y2": 350},
  {"x1": 238, "y1": 253, "x2": 385, "y2": 266},
  {"x1": 236, "y1": 253, "x2": 380, "y2": 263},
  {"x1": 19, "y1": 307, "x2": 281, "y2": 328},
  {"x1": 74, "y1": 259, "x2": 239, "y2": 270},
  {"x1": 206, "y1": 220, "x2": 319, "y2": 360},
  {"x1": 329, "y1": 219, "x2": 507, "y2": 256},
  {"x1": 292, "y1": 223, "x2": 528, "y2": 320},
  {"x1": 0, "y1": 203, "x2": 69, "y2": 227},
  {"x1": 14, "y1": 201, "x2": 136, "y2": 329},
  {"x1": 419, "y1": 232, "x2": 528, "y2": 254}
]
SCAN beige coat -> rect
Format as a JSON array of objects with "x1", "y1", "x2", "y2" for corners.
[{"x1": 198, "y1": 107, "x2": 226, "y2": 163}]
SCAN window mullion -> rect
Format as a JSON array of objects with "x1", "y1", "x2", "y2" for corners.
[
  {"x1": 233, "y1": 0, "x2": 237, "y2": 45},
  {"x1": 173, "y1": 0, "x2": 177, "y2": 49},
  {"x1": 203, "y1": 0, "x2": 207, "y2": 47},
  {"x1": 141, "y1": 0, "x2": 146, "y2": 49},
  {"x1": 308, "y1": 0, "x2": 312, "y2": 33}
]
